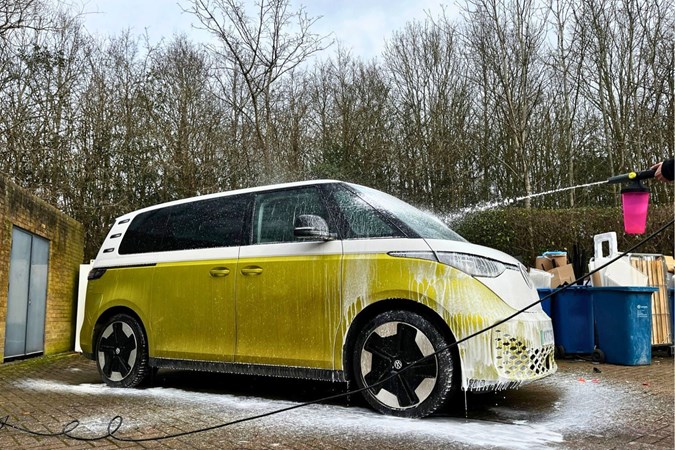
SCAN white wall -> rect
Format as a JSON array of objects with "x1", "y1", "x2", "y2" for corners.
[{"x1": 75, "y1": 264, "x2": 91, "y2": 353}]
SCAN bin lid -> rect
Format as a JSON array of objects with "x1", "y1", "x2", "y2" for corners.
[{"x1": 588, "y1": 286, "x2": 658, "y2": 293}]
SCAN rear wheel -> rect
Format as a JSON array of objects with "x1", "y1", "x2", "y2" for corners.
[
  {"x1": 96, "y1": 314, "x2": 150, "y2": 388},
  {"x1": 352, "y1": 310, "x2": 458, "y2": 418}
]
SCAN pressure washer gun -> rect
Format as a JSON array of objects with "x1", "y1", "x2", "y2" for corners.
[
  {"x1": 606, "y1": 169, "x2": 656, "y2": 234},
  {"x1": 606, "y1": 169, "x2": 656, "y2": 184}
]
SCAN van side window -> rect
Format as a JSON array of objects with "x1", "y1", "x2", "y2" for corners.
[
  {"x1": 119, "y1": 195, "x2": 249, "y2": 254},
  {"x1": 331, "y1": 187, "x2": 402, "y2": 239},
  {"x1": 252, "y1": 187, "x2": 329, "y2": 244},
  {"x1": 119, "y1": 208, "x2": 171, "y2": 254}
]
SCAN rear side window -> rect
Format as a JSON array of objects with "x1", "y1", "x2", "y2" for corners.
[
  {"x1": 119, "y1": 208, "x2": 171, "y2": 254},
  {"x1": 119, "y1": 195, "x2": 250, "y2": 254}
]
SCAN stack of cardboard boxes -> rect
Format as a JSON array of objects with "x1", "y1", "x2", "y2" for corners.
[{"x1": 534, "y1": 252, "x2": 576, "y2": 288}]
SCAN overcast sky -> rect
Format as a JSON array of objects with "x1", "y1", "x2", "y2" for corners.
[{"x1": 77, "y1": 0, "x2": 462, "y2": 59}]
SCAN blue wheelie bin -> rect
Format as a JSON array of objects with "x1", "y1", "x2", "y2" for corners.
[
  {"x1": 538, "y1": 286, "x2": 595, "y2": 356},
  {"x1": 537, "y1": 288, "x2": 553, "y2": 318},
  {"x1": 593, "y1": 286, "x2": 658, "y2": 366}
]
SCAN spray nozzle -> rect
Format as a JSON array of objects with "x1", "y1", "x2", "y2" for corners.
[{"x1": 607, "y1": 169, "x2": 656, "y2": 184}]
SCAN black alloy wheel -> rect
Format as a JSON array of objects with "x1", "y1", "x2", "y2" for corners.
[
  {"x1": 353, "y1": 310, "x2": 458, "y2": 418},
  {"x1": 96, "y1": 314, "x2": 150, "y2": 388}
]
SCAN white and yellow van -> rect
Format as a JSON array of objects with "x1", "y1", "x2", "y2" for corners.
[{"x1": 81, "y1": 180, "x2": 555, "y2": 418}]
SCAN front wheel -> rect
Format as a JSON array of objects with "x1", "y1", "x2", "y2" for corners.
[
  {"x1": 352, "y1": 310, "x2": 458, "y2": 418},
  {"x1": 96, "y1": 314, "x2": 150, "y2": 388}
]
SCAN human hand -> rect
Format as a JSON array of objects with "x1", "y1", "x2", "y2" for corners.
[{"x1": 650, "y1": 162, "x2": 667, "y2": 182}]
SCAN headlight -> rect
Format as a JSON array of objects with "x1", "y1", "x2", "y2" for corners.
[
  {"x1": 436, "y1": 252, "x2": 507, "y2": 278},
  {"x1": 387, "y1": 251, "x2": 511, "y2": 278}
]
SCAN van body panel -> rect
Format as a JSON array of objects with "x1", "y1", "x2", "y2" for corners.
[
  {"x1": 476, "y1": 269, "x2": 543, "y2": 312},
  {"x1": 149, "y1": 255, "x2": 238, "y2": 361},
  {"x1": 79, "y1": 291, "x2": 101, "y2": 355},
  {"x1": 81, "y1": 265, "x2": 155, "y2": 354},
  {"x1": 94, "y1": 247, "x2": 245, "y2": 269},
  {"x1": 337, "y1": 249, "x2": 502, "y2": 377},
  {"x1": 337, "y1": 238, "x2": 555, "y2": 390},
  {"x1": 235, "y1": 242, "x2": 342, "y2": 369},
  {"x1": 427, "y1": 238, "x2": 546, "y2": 311}
]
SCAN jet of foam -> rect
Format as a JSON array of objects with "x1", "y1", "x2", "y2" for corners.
[{"x1": 444, "y1": 180, "x2": 607, "y2": 224}]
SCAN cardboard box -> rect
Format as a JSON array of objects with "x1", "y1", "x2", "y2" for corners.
[
  {"x1": 550, "y1": 255, "x2": 568, "y2": 268},
  {"x1": 535, "y1": 257, "x2": 553, "y2": 271},
  {"x1": 548, "y1": 264, "x2": 576, "y2": 287}
]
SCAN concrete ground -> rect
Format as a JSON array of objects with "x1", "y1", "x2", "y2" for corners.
[{"x1": 0, "y1": 351, "x2": 672, "y2": 449}]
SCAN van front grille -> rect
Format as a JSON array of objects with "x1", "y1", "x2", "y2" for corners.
[{"x1": 493, "y1": 330, "x2": 556, "y2": 380}]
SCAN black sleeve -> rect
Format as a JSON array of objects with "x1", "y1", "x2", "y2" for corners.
[{"x1": 662, "y1": 158, "x2": 674, "y2": 181}]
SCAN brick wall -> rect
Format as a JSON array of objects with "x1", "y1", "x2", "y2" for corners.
[{"x1": 0, "y1": 174, "x2": 84, "y2": 362}]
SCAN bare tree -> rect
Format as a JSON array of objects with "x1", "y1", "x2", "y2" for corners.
[
  {"x1": 547, "y1": 0, "x2": 585, "y2": 206},
  {"x1": 570, "y1": 0, "x2": 674, "y2": 203},
  {"x1": 0, "y1": 0, "x2": 45, "y2": 38},
  {"x1": 462, "y1": 0, "x2": 549, "y2": 207},
  {"x1": 266, "y1": 69, "x2": 314, "y2": 180},
  {"x1": 184, "y1": 0, "x2": 331, "y2": 181},
  {"x1": 0, "y1": 10, "x2": 85, "y2": 202},
  {"x1": 144, "y1": 35, "x2": 225, "y2": 198},
  {"x1": 307, "y1": 48, "x2": 395, "y2": 190},
  {"x1": 384, "y1": 13, "x2": 473, "y2": 210}
]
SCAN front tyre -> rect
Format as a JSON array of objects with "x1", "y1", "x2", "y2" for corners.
[
  {"x1": 96, "y1": 314, "x2": 150, "y2": 388},
  {"x1": 352, "y1": 310, "x2": 458, "y2": 418}
]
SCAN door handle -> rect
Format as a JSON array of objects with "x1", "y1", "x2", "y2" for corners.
[
  {"x1": 241, "y1": 266, "x2": 263, "y2": 275},
  {"x1": 209, "y1": 267, "x2": 231, "y2": 277}
]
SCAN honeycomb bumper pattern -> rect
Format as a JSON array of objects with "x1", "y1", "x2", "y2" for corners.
[{"x1": 494, "y1": 328, "x2": 556, "y2": 380}]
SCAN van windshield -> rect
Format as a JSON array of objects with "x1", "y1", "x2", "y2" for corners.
[{"x1": 349, "y1": 185, "x2": 467, "y2": 242}]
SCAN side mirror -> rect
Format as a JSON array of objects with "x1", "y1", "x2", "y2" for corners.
[{"x1": 293, "y1": 215, "x2": 334, "y2": 241}]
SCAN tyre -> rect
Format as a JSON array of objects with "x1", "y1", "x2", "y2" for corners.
[
  {"x1": 352, "y1": 310, "x2": 458, "y2": 418},
  {"x1": 96, "y1": 314, "x2": 150, "y2": 388}
]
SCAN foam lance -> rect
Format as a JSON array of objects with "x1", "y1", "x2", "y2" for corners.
[
  {"x1": 607, "y1": 169, "x2": 656, "y2": 235},
  {"x1": 606, "y1": 169, "x2": 656, "y2": 184}
]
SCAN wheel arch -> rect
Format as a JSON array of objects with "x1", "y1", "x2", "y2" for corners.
[
  {"x1": 342, "y1": 298, "x2": 461, "y2": 384},
  {"x1": 93, "y1": 306, "x2": 148, "y2": 353}
]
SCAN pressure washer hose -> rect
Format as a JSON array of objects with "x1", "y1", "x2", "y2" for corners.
[{"x1": 1, "y1": 218, "x2": 673, "y2": 443}]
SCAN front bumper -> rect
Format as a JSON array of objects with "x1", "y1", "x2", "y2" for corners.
[
  {"x1": 457, "y1": 312, "x2": 557, "y2": 392},
  {"x1": 492, "y1": 325, "x2": 556, "y2": 382}
]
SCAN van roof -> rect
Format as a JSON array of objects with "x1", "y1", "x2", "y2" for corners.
[{"x1": 115, "y1": 179, "x2": 346, "y2": 221}]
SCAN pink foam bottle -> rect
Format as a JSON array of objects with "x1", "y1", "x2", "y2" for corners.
[{"x1": 621, "y1": 183, "x2": 650, "y2": 234}]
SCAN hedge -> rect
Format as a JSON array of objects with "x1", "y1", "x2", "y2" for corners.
[{"x1": 451, "y1": 206, "x2": 674, "y2": 271}]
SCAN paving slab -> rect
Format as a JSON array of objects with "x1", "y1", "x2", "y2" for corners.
[{"x1": 0, "y1": 352, "x2": 672, "y2": 449}]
